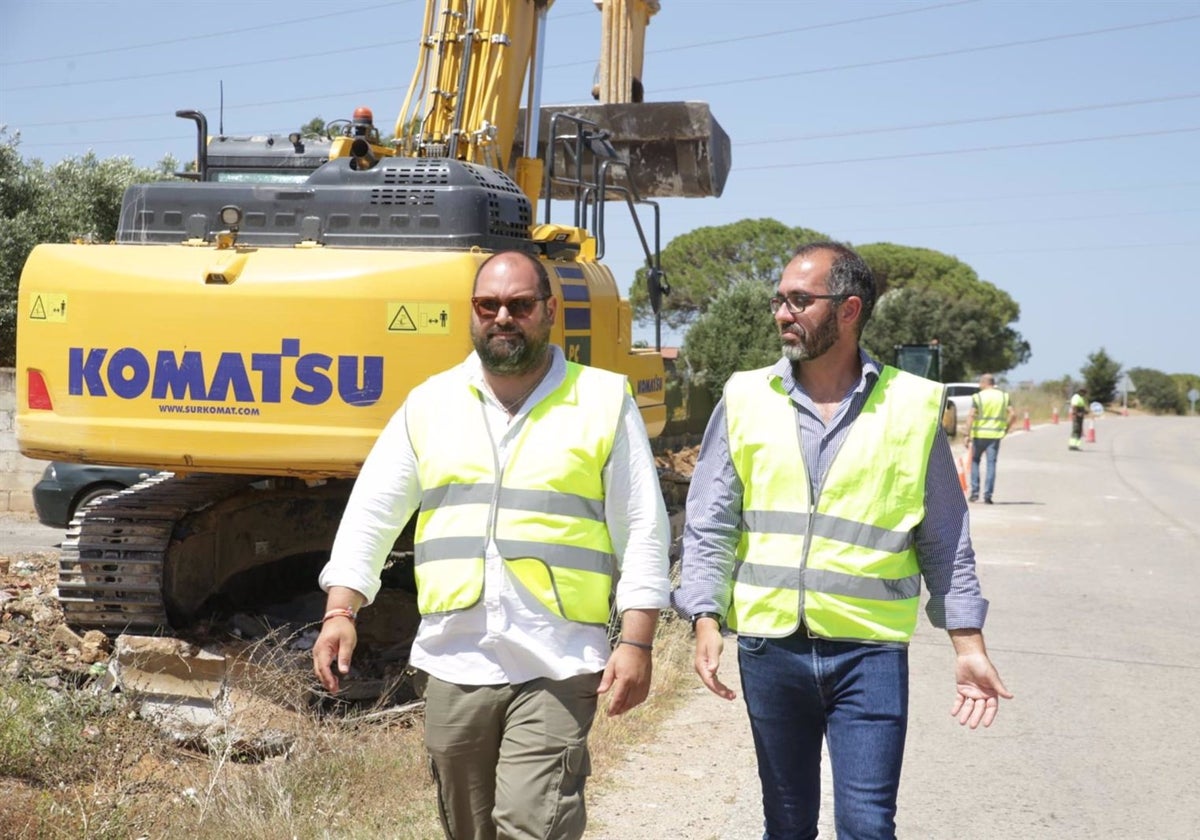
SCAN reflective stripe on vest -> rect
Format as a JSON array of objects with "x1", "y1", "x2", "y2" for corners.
[
  {"x1": 406, "y1": 361, "x2": 624, "y2": 625},
  {"x1": 724, "y1": 365, "x2": 942, "y2": 642},
  {"x1": 971, "y1": 389, "x2": 1010, "y2": 439}
]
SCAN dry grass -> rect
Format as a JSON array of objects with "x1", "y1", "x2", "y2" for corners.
[
  {"x1": 589, "y1": 614, "x2": 694, "y2": 771},
  {"x1": 1010, "y1": 381, "x2": 1074, "y2": 426},
  {"x1": 0, "y1": 612, "x2": 696, "y2": 839}
]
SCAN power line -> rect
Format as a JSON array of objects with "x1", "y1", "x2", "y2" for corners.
[
  {"x1": 2, "y1": 39, "x2": 419, "y2": 93},
  {"x1": 25, "y1": 89, "x2": 1200, "y2": 158},
  {"x1": 547, "y1": 0, "x2": 981, "y2": 68},
  {"x1": 11, "y1": 3, "x2": 1175, "y2": 100},
  {"x1": 656, "y1": 13, "x2": 1200, "y2": 94},
  {"x1": 833, "y1": 207, "x2": 1200, "y2": 235},
  {"x1": 738, "y1": 126, "x2": 1200, "y2": 170},
  {"x1": 788, "y1": 181, "x2": 1200, "y2": 213},
  {"x1": 2, "y1": 6, "x2": 599, "y2": 90},
  {"x1": 22, "y1": 120, "x2": 1200, "y2": 221},
  {"x1": 738, "y1": 93, "x2": 1200, "y2": 145},
  {"x1": 955, "y1": 239, "x2": 1200, "y2": 256},
  {"x1": 14, "y1": 85, "x2": 411, "y2": 128},
  {"x1": 0, "y1": 1, "x2": 415, "y2": 67},
  {"x1": 10, "y1": 10, "x2": 1195, "y2": 128}
]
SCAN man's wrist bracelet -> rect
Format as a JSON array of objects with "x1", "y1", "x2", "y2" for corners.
[
  {"x1": 691, "y1": 611, "x2": 721, "y2": 629},
  {"x1": 322, "y1": 607, "x2": 357, "y2": 623},
  {"x1": 616, "y1": 638, "x2": 653, "y2": 652}
]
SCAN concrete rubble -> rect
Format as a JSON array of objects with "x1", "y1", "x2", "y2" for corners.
[
  {"x1": 104, "y1": 634, "x2": 307, "y2": 759},
  {"x1": 2, "y1": 548, "x2": 425, "y2": 761}
]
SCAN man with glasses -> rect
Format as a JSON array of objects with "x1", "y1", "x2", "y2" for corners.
[
  {"x1": 675, "y1": 241, "x2": 1011, "y2": 840},
  {"x1": 313, "y1": 250, "x2": 670, "y2": 840}
]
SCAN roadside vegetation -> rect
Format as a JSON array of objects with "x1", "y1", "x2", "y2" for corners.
[{"x1": 0, "y1": 604, "x2": 694, "y2": 839}]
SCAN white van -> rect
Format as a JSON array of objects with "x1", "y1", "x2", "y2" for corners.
[{"x1": 942, "y1": 382, "x2": 981, "y2": 436}]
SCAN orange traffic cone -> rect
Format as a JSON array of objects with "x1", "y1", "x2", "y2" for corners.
[
  {"x1": 957, "y1": 447, "x2": 969, "y2": 493},
  {"x1": 1086, "y1": 419, "x2": 1096, "y2": 443}
]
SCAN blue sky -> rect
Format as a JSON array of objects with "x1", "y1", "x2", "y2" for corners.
[{"x1": 2, "y1": 0, "x2": 1197, "y2": 383}]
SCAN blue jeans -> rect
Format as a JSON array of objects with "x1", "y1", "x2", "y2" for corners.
[
  {"x1": 738, "y1": 630, "x2": 909, "y2": 840},
  {"x1": 969, "y1": 436, "x2": 1001, "y2": 500}
]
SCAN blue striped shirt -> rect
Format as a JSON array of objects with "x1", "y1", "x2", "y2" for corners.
[{"x1": 672, "y1": 352, "x2": 989, "y2": 632}]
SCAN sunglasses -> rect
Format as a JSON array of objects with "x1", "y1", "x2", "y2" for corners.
[
  {"x1": 768, "y1": 292, "x2": 850, "y2": 315},
  {"x1": 470, "y1": 295, "x2": 549, "y2": 319}
]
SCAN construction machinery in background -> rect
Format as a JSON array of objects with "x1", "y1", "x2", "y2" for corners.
[
  {"x1": 893, "y1": 341, "x2": 961, "y2": 437},
  {"x1": 15, "y1": 0, "x2": 729, "y2": 633}
]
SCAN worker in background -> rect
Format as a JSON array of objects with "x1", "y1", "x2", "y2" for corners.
[
  {"x1": 1069, "y1": 386, "x2": 1089, "y2": 450},
  {"x1": 965, "y1": 373, "x2": 1016, "y2": 504},
  {"x1": 674, "y1": 241, "x2": 1011, "y2": 840},
  {"x1": 313, "y1": 251, "x2": 670, "y2": 840}
]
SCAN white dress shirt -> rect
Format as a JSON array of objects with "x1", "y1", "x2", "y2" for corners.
[{"x1": 319, "y1": 345, "x2": 671, "y2": 685}]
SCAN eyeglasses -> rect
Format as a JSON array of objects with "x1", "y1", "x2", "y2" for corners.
[
  {"x1": 470, "y1": 295, "x2": 549, "y2": 319},
  {"x1": 768, "y1": 292, "x2": 850, "y2": 315}
]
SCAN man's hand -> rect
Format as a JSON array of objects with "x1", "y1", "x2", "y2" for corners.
[
  {"x1": 949, "y1": 629, "x2": 1013, "y2": 729},
  {"x1": 693, "y1": 619, "x2": 736, "y2": 700},
  {"x1": 598, "y1": 642, "x2": 653, "y2": 717},
  {"x1": 599, "y1": 608, "x2": 658, "y2": 716},
  {"x1": 312, "y1": 616, "x2": 357, "y2": 693}
]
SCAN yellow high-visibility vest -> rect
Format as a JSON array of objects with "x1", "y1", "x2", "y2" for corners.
[
  {"x1": 724, "y1": 365, "x2": 943, "y2": 642},
  {"x1": 971, "y1": 389, "x2": 1010, "y2": 439},
  {"x1": 406, "y1": 361, "x2": 625, "y2": 625}
]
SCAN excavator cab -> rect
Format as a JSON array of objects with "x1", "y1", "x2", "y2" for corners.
[{"x1": 894, "y1": 342, "x2": 960, "y2": 437}]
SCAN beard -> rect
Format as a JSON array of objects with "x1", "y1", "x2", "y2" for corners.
[
  {"x1": 780, "y1": 307, "x2": 839, "y2": 363},
  {"x1": 471, "y1": 314, "x2": 552, "y2": 375}
]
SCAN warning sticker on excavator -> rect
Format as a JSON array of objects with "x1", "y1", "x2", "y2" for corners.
[
  {"x1": 388, "y1": 302, "x2": 451, "y2": 335},
  {"x1": 29, "y1": 293, "x2": 68, "y2": 323}
]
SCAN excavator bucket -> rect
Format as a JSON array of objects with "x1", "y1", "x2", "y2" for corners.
[{"x1": 514, "y1": 101, "x2": 731, "y2": 199}]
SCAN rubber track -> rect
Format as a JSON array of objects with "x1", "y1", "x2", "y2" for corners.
[
  {"x1": 57, "y1": 472, "x2": 255, "y2": 632},
  {"x1": 56, "y1": 466, "x2": 693, "y2": 633}
]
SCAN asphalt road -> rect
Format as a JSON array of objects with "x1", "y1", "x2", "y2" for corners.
[
  {"x1": 770, "y1": 415, "x2": 1199, "y2": 839},
  {"x1": 905, "y1": 414, "x2": 1200, "y2": 840},
  {"x1": 0, "y1": 509, "x2": 61, "y2": 554},
  {"x1": 589, "y1": 414, "x2": 1200, "y2": 840}
]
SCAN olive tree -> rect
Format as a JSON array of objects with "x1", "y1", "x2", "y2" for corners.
[{"x1": 0, "y1": 131, "x2": 176, "y2": 366}]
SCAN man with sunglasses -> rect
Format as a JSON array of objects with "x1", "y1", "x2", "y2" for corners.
[
  {"x1": 313, "y1": 250, "x2": 670, "y2": 840},
  {"x1": 675, "y1": 241, "x2": 1011, "y2": 839}
]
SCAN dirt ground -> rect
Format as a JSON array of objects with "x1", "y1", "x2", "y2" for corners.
[
  {"x1": 0, "y1": 516, "x2": 90, "y2": 683},
  {"x1": 585, "y1": 645, "x2": 765, "y2": 840}
]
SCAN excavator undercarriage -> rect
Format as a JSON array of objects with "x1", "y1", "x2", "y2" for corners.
[
  {"x1": 59, "y1": 475, "x2": 353, "y2": 631},
  {"x1": 59, "y1": 465, "x2": 691, "y2": 636}
]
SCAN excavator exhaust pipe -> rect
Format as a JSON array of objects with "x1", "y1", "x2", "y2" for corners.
[
  {"x1": 350, "y1": 137, "x2": 379, "y2": 171},
  {"x1": 514, "y1": 101, "x2": 731, "y2": 199}
]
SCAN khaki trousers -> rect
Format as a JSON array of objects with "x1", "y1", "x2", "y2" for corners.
[{"x1": 423, "y1": 671, "x2": 602, "y2": 840}]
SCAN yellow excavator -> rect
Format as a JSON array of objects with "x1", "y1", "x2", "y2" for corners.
[{"x1": 14, "y1": 0, "x2": 729, "y2": 632}]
